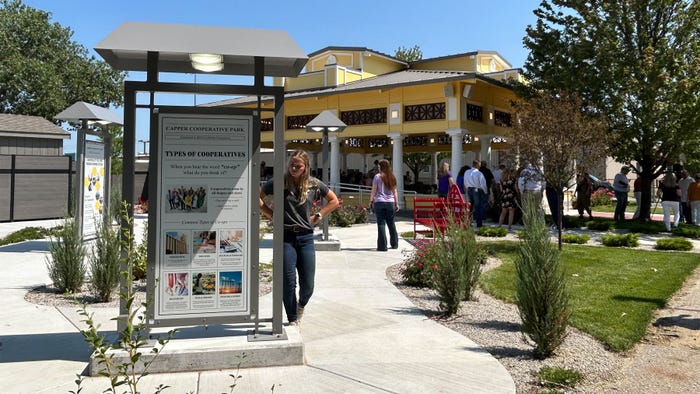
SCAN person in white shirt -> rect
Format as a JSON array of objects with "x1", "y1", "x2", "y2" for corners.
[
  {"x1": 678, "y1": 170, "x2": 695, "y2": 224},
  {"x1": 463, "y1": 161, "x2": 488, "y2": 227},
  {"x1": 517, "y1": 163, "x2": 545, "y2": 201}
]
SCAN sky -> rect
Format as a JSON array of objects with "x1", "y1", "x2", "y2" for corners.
[{"x1": 22, "y1": 0, "x2": 542, "y2": 153}]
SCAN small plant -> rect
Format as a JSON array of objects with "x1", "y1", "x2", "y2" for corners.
[
  {"x1": 400, "y1": 239, "x2": 439, "y2": 287},
  {"x1": 586, "y1": 220, "x2": 613, "y2": 231},
  {"x1": 590, "y1": 188, "x2": 614, "y2": 206},
  {"x1": 515, "y1": 194, "x2": 569, "y2": 359},
  {"x1": 476, "y1": 227, "x2": 507, "y2": 237},
  {"x1": 562, "y1": 234, "x2": 590, "y2": 244},
  {"x1": 46, "y1": 216, "x2": 86, "y2": 293},
  {"x1": 655, "y1": 238, "x2": 693, "y2": 251},
  {"x1": 672, "y1": 225, "x2": 700, "y2": 239},
  {"x1": 78, "y1": 201, "x2": 175, "y2": 394},
  {"x1": 431, "y1": 213, "x2": 484, "y2": 314},
  {"x1": 536, "y1": 366, "x2": 584, "y2": 390},
  {"x1": 88, "y1": 219, "x2": 121, "y2": 302},
  {"x1": 601, "y1": 233, "x2": 639, "y2": 247}
]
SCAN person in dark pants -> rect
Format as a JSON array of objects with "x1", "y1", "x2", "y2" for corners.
[
  {"x1": 259, "y1": 150, "x2": 339, "y2": 327},
  {"x1": 613, "y1": 166, "x2": 631, "y2": 221},
  {"x1": 369, "y1": 159, "x2": 400, "y2": 251},
  {"x1": 545, "y1": 182, "x2": 561, "y2": 230}
]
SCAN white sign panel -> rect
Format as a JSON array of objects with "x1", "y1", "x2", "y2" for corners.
[
  {"x1": 83, "y1": 141, "x2": 105, "y2": 240},
  {"x1": 155, "y1": 114, "x2": 252, "y2": 320}
]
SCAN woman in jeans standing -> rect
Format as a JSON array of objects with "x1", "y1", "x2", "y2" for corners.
[
  {"x1": 259, "y1": 150, "x2": 339, "y2": 326},
  {"x1": 369, "y1": 159, "x2": 400, "y2": 251}
]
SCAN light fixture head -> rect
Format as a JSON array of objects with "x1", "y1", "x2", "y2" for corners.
[
  {"x1": 190, "y1": 53, "x2": 223, "y2": 72},
  {"x1": 311, "y1": 126, "x2": 325, "y2": 132}
]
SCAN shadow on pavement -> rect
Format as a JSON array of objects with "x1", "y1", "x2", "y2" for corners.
[
  {"x1": 0, "y1": 240, "x2": 50, "y2": 253},
  {"x1": 0, "y1": 331, "x2": 91, "y2": 363}
]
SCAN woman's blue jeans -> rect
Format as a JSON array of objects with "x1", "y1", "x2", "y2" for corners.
[
  {"x1": 282, "y1": 231, "x2": 316, "y2": 322},
  {"x1": 374, "y1": 201, "x2": 398, "y2": 250}
]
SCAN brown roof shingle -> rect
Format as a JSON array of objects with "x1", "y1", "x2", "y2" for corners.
[{"x1": 0, "y1": 114, "x2": 70, "y2": 138}]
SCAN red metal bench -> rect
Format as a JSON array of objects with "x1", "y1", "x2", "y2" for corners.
[{"x1": 413, "y1": 184, "x2": 469, "y2": 239}]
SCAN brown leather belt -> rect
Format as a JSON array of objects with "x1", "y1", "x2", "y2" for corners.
[{"x1": 285, "y1": 225, "x2": 313, "y2": 234}]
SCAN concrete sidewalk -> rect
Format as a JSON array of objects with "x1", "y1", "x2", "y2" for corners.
[{"x1": 0, "y1": 218, "x2": 515, "y2": 393}]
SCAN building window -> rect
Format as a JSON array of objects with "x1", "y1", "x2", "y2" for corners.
[
  {"x1": 340, "y1": 108, "x2": 387, "y2": 126},
  {"x1": 466, "y1": 104, "x2": 483, "y2": 122},
  {"x1": 261, "y1": 118, "x2": 273, "y2": 131},
  {"x1": 403, "y1": 102, "x2": 446, "y2": 122},
  {"x1": 494, "y1": 110, "x2": 512, "y2": 127}
]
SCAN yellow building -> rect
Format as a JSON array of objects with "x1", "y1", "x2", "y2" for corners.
[{"x1": 213, "y1": 46, "x2": 522, "y2": 190}]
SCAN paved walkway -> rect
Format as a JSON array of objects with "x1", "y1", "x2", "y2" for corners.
[{"x1": 0, "y1": 217, "x2": 515, "y2": 393}]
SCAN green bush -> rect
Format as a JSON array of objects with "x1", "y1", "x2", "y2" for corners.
[
  {"x1": 0, "y1": 226, "x2": 52, "y2": 246},
  {"x1": 515, "y1": 194, "x2": 569, "y2": 359},
  {"x1": 590, "y1": 189, "x2": 614, "y2": 206},
  {"x1": 431, "y1": 215, "x2": 484, "y2": 315},
  {"x1": 562, "y1": 234, "x2": 590, "y2": 244},
  {"x1": 46, "y1": 217, "x2": 86, "y2": 293},
  {"x1": 325, "y1": 198, "x2": 368, "y2": 227},
  {"x1": 89, "y1": 221, "x2": 121, "y2": 302},
  {"x1": 655, "y1": 238, "x2": 693, "y2": 251},
  {"x1": 400, "y1": 239, "x2": 440, "y2": 287},
  {"x1": 615, "y1": 220, "x2": 664, "y2": 234},
  {"x1": 586, "y1": 220, "x2": 613, "y2": 231},
  {"x1": 476, "y1": 227, "x2": 507, "y2": 237},
  {"x1": 601, "y1": 233, "x2": 639, "y2": 247}
]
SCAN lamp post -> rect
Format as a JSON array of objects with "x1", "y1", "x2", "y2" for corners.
[
  {"x1": 55, "y1": 101, "x2": 122, "y2": 240},
  {"x1": 305, "y1": 110, "x2": 346, "y2": 241}
]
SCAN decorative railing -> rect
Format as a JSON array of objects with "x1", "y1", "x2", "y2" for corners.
[
  {"x1": 287, "y1": 114, "x2": 318, "y2": 130},
  {"x1": 404, "y1": 102, "x2": 445, "y2": 122},
  {"x1": 368, "y1": 138, "x2": 389, "y2": 148},
  {"x1": 340, "y1": 108, "x2": 387, "y2": 125},
  {"x1": 494, "y1": 110, "x2": 512, "y2": 127},
  {"x1": 403, "y1": 136, "x2": 428, "y2": 147},
  {"x1": 261, "y1": 118, "x2": 273, "y2": 131},
  {"x1": 344, "y1": 137, "x2": 363, "y2": 148},
  {"x1": 466, "y1": 104, "x2": 483, "y2": 122}
]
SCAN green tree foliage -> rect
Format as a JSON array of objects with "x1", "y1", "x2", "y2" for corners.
[
  {"x1": 0, "y1": 0, "x2": 126, "y2": 119},
  {"x1": 394, "y1": 45, "x2": 423, "y2": 62},
  {"x1": 522, "y1": 0, "x2": 700, "y2": 221},
  {"x1": 89, "y1": 219, "x2": 121, "y2": 302},
  {"x1": 511, "y1": 90, "x2": 610, "y2": 249},
  {"x1": 516, "y1": 194, "x2": 569, "y2": 359}
]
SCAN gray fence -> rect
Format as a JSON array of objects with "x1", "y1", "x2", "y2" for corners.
[{"x1": 0, "y1": 154, "x2": 72, "y2": 222}]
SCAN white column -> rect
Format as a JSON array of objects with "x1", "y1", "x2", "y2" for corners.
[
  {"x1": 446, "y1": 128, "x2": 466, "y2": 176},
  {"x1": 329, "y1": 135, "x2": 341, "y2": 193},
  {"x1": 431, "y1": 152, "x2": 439, "y2": 186},
  {"x1": 479, "y1": 134, "x2": 494, "y2": 166},
  {"x1": 388, "y1": 132, "x2": 405, "y2": 205}
]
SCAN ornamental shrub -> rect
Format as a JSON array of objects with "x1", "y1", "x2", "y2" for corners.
[
  {"x1": 562, "y1": 234, "x2": 590, "y2": 244},
  {"x1": 89, "y1": 220, "x2": 121, "y2": 302},
  {"x1": 655, "y1": 238, "x2": 693, "y2": 251},
  {"x1": 476, "y1": 227, "x2": 507, "y2": 237},
  {"x1": 590, "y1": 189, "x2": 614, "y2": 206},
  {"x1": 400, "y1": 239, "x2": 440, "y2": 287},
  {"x1": 515, "y1": 193, "x2": 569, "y2": 359},
  {"x1": 601, "y1": 233, "x2": 639, "y2": 247},
  {"x1": 431, "y1": 213, "x2": 484, "y2": 315},
  {"x1": 46, "y1": 216, "x2": 87, "y2": 293}
]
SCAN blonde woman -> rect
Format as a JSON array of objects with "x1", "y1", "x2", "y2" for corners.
[
  {"x1": 437, "y1": 162, "x2": 454, "y2": 198},
  {"x1": 369, "y1": 159, "x2": 400, "y2": 251},
  {"x1": 657, "y1": 172, "x2": 681, "y2": 231},
  {"x1": 259, "y1": 150, "x2": 339, "y2": 326}
]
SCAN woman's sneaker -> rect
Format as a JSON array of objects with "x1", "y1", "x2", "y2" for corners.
[{"x1": 296, "y1": 305, "x2": 305, "y2": 323}]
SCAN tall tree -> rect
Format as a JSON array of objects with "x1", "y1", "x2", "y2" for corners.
[
  {"x1": 522, "y1": 0, "x2": 700, "y2": 221},
  {"x1": 0, "y1": 0, "x2": 125, "y2": 120},
  {"x1": 394, "y1": 45, "x2": 423, "y2": 62},
  {"x1": 512, "y1": 90, "x2": 610, "y2": 249}
]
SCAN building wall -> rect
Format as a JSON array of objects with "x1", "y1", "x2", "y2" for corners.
[{"x1": 0, "y1": 136, "x2": 63, "y2": 156}]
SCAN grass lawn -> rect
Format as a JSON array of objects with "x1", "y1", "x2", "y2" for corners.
[
  {"x1": 591, "y1": 204, "x2": 663, "y2": 215},
  {"x1": 479, "y1": 241, "x2": 700, "y2": 352}
]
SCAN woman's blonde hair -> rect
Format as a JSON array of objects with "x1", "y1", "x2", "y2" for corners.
[
  {"x1": 285, "y1": 150, "x2": 316, "y2": 204},
  {"x1": 438, "y1": 162, "x2": 450, "y2": 177},
  {"x1": 378, "y1": 159, "x2": 397, "y2": 189}
]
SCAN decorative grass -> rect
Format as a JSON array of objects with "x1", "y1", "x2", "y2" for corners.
[
  {"x1": 480, "y1": 242, "x2": 700, "y2": 352},
  {"x1": 536, "y1": 366, "x2": 584, "y2": 389}
]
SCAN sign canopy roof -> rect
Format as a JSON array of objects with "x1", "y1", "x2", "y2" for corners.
[{"x1": 95, "y1": 22, "x2": 308, "y2": 77}]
